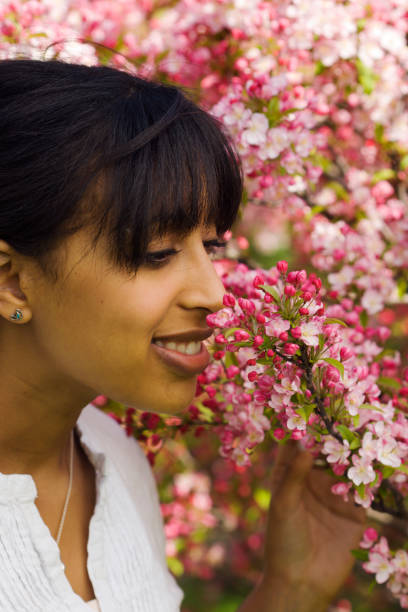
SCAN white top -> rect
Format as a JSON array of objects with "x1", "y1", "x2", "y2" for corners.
[{"x1": 0, "y1": 404, "x2": 184, "y2": 611}]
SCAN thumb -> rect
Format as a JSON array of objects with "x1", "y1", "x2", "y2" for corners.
[{"x1": 270, "y1": 443, "x2": 314, "y2": 511}]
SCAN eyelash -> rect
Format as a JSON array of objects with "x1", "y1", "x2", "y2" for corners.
[{"x1": 144, "y1": 240, "x2": 227, "y2": 268}]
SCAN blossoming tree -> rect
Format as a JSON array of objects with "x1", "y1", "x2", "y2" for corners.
[{"x1": 3, "y1": 0, "x2": 408, "y2": 608}]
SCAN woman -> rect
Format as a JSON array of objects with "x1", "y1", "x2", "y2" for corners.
[{"x1": 0, "y1": 58, "x2": 365, "y2": 611}]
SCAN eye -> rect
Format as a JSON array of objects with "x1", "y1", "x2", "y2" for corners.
[
  {"x1": 143, "y1": 248, "x2": 180, "y2": 268},
  {"x1": 204, "y1": 239, "x2": 227, "y2": 260}
]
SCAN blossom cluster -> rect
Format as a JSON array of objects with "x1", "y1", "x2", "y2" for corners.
[{"x1": 194, "y1": 259, "x2": 408, "y2": 605}]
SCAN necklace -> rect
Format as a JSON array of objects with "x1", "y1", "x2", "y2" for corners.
[{"x1": 55, "y1": 430, "x2": 74, "y2": 545}]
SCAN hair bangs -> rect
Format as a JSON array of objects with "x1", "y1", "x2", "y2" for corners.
[{"x1": 96, "y1": 92, "x2": 243, "y2": 272}]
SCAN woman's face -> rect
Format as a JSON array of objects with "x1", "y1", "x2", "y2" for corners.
[{"x1": 23, "y1": 224, "x2": 225, "y2": 414}]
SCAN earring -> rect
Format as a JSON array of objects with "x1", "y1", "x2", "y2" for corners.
[{"x1": 10, "y1": 309, "x2": 23, "y2": 321}]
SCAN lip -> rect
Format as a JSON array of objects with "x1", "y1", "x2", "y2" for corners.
[
  {"x1": 151, "y1": 341, "x2": 211, "y2": 376},
  {"x1": 152, "y1": 328, "x2": 213, "y2": 343}
]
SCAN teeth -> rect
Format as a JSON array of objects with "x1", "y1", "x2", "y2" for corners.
[{"x1": 154, "y1": 340, "x2": 201, "y2": 355}]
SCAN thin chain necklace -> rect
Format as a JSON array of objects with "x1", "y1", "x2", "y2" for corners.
[{"x1": 55, "y1": 430, "x2": 74, "y2": 546}]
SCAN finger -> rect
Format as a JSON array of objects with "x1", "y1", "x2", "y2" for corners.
[
  {"x1": 269, "y1": 441, "x2": 306, "y2": 498},
  {"x1": 271, "y1": 446, "x2": 314, "y2": 510}
]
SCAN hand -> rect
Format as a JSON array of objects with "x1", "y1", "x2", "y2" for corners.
[{"x1": 258, "y1": 441, "x2": 366, "y2": 611}]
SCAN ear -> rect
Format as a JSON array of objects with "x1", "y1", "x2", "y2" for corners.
[{"x1": 0, "y1": 241, "x2": 33, "y2": 324}]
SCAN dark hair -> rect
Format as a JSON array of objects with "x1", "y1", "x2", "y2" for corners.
[{"x1": 0, "y1": 59, "x2": 242, "y2": 279}]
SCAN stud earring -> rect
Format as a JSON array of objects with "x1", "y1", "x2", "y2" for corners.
[{"x1": 10, "y1": 309, "x2": 23, "y2": 321}]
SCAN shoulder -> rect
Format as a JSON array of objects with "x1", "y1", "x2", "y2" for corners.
[
  {"x1": 77, "y1": 403, "x2": 154, "y2": 489},
  {"x1": 77, "y1": 404, "x2": 165, "y2": 544}
]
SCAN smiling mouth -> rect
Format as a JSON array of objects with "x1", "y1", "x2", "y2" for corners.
[
  {"x1": 153, "y1": 340, "x2": 202, "y2": 355},
  {"x1": 151, "y1": 328, "x2": 213, "y2": 375}
]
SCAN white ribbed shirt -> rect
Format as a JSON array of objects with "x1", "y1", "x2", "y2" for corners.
[{"x1": 0, "y1": 404, "x2": 184, "y2": 611}]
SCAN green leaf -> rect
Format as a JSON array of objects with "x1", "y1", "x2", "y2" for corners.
[
  {"x1": 352, "y1": 414, "x2": 360, "y2": 427},
  {"x1": 260, "y1": 284, "x2": 281, "y2": 303},
  {"x1": 325, "y1": 318, "x2": 348, "y2": 327},
  {"x1": 398, "y1": 276, "x2": 407, "y2": 299},
  {"x1": 401, "y1": 154, "x2": 408, "y2": 171},
  {"x1": 267, "y1": 96, "x2": 280, "y2": 125},
  {"x1": 359, "y1": 403, "x2": 384, "y2": 413},
  {"x1": 356, "y1": 482, "x2": 366, "y2": 498},
  {"x1": 305, "y1": 205, "x2": 325, "y2": 221},
  {"x1": 372, "y1": 168, "x2": 395, "y2": 184},
  {"x1": 254, "y1": 488, "x2": 271, "y2": 510},
  {"x1": 381, "y1": 466, "x2": 395, "y2": 479},
  {"x1": 297, "y1": 404, "x2": 314, "y2": 423},
  {"x1": 374, "y1": 124, "x2": 384, "y2": 143},
  {"x1": 322, "y1": 358, "x2": 344, "y2": 379},
  {"x1": 359, "y1": 310, "x2": 368, "y2": 327},
  {"x1": 315, "y1": 61, "x2": 326, "y2": 75},
  {"x1": 378, "y1": 376, "x2": 401, "y2": 391},
  {"x1": 167, "y1": 556, "x2": 184, "y2": 576},
  {"x1": 351, "y1": 548, "x2": 369, "y2": 561},
  {"x1": 336, "y1": 424, "x2": 360, "y2": 450},
  {"x1": 398, "y1": 463, "x2": 408, "y2": 475},
  {"x1": 356, "y1": 58, "x2": 379, "y2": 94}
]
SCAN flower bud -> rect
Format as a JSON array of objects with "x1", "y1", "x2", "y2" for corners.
[
  {"x1": 256, "y1": 313, "x2": 266, "y2": 324},
  {"x1": 284, "y1": 343, "x2": 298, "y2": 355},
  {"x1": 215, "y1": 334, "x2": 227, "y2": 344},
  {"x1": 235, "y1": 330, "x2": 250, "y2": 342},
  {"x1": 279, "y1": 331, "x2": 289, "y2": 341},
  {"x1": 299, "y1": 307, "x2": 309, "y2": 315},
  {"x1": 253, "y1": 275, "x2": 265, "y2": 288},
  {"x1": 284, "y1": 284, "x2": 296, "y2": 297},
  {"x1": 253, "y1": 335, "x2": 263, "y2": 347},
  {"x1": 291, "y1": 326, "x2": 302, "y2": 339},
  {"x1": 226, "y1": 365, "x2": 240, "y2": 379},
  {"x1": 273, "y1": 428, "x2": 286, "y2": 440},
  {"x1": 223, "y1": 293, "x2": 236, "y2": 307},
  {"x1": 247, "y1": 371, "x2": 258, "y2": 382},
  {"x1": 276, "y1": 260, "x2": 288, "y2": 274},
  {"x1": 340, "y1": 346, "x2": 353, "y2": 361}
]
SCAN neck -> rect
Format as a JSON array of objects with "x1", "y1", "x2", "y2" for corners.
[{"x1": 0, "y1": 328, "x2": 96, "y2": 478}]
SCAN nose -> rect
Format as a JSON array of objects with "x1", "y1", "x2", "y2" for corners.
[{"x1": 179, "y1": 246, "x2": 225, "y2": 313}]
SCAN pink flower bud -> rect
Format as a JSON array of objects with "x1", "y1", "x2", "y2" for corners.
[
  {"x1": 284, "y1": 284, "x2": 296, "y2": 297},
  {"x1": 267, "y1": 349, "x2": 274, "y2": 357},
  {"x1": 264, "y1": 294, "x2": 272, "y2": 303},
  {"x1": 253, "y1": 274, "x2": 265, "y2": 288},
  {"x1": 256, "y1": 313, "x2": 266, "y2": 324},
  {"x1": 302, "y1": 291, "x2": 312, "y2": 301},
  {"x1": 364, "y1": 527, "x2": 378, "y2": 542},
  {"x1": 276, "y1": 260, "x2": 288, "y2": 274},
  {"x1": 291, "y1": 326, "x2": 302, "y2": 339},
  {"x1": 237, "y1": 236, "x2": 249, "y2": 249},
  {"x1": 215, "y1": 334, "x2": 227, "y2": 344},
  {"x1": 299, "y1": 307, "x2": 309, "y2": 315},
  {"x1": 213, "y1": 350, "x2": 225, "y2": 360},
  {"x1": 238, "y1": 297, "x2": 256, "y2": 314},
  {"x1": 226, "y1": 365, "x2": 240, "y2": 379},
  {"x1": 248, "y1": 371, "x2": 258, "y2": 382},
  {"x1": 284, "y1": 343, "x2": 298, "y2": 355},
  {"x1": 333, "y1": 249, "x2": 345, "y2": 261},
  {"x1": 273, "y1": 428, "x2": 286, "y2": 440},
  {"x1": 92, "y1": 395, "x2": 109, "y2": 407},
  {"x1": 326, "y1": 365, "x2": 340, "y2": 382},
  {"x1": 340, "y1": 346, "x2": 353, "y2": 361},
  {"x1": 253, "y1": 335, "x2": 263, "y2": 347},
  {"x1": 235, "y1": 330, "x2": 250, "y2": 342},
  {"x1": 290, "y1": 430, "x2": 305, "y2": 440},
  {"x1": 279, "y1": 331, "x2": 289, "y2": 341},
  {"x1": 223, "y1": 294, "x2": 235, "y2": 307},
  {"x1": 287, "y1": 271, "x2": 298, "y2": 283},
  {"x1": 332, "y1": 463, "x2": 347, "y2": 476}
]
